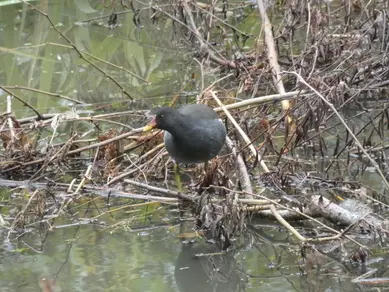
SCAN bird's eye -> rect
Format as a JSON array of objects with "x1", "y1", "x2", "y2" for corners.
[{"x1": 160, "y1": 114, "x2": 164, "y2": 119}]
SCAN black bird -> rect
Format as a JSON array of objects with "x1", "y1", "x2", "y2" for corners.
[{"x1": 144, "y1": 104, "x2": 226, "y2": 164}]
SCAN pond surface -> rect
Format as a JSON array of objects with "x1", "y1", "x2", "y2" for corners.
[
  {"x1": 0, "y1": 214, "x2": 369, "y2": 292},
  {"x1": 0, "y1": 0, "x2": 387, "y2": 291}
]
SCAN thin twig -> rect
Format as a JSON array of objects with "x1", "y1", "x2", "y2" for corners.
[
  {"x1": 180, "y1": 0, "x2": 238, "y2": 68},
  {"x1": 214, "y1": 90, "x2": 305, "y2": 112},
  {"x1": 1, "y1": 86, "x2": 44, "y2": 120},
  {"x1": 7, "y1": 42, "x2": 149, "y2": 84},
  {"x1": 21, "y1": 0, "x2": 135, "y2": 100},
  {"x1": 2, "y1": 85, "x2": 84, "y2": 104},
  {"x1": 6, "y1": 96, "x2": 15, "y2": 146},
  {"x1": 210, "y1": 90, "x2": 269, "y2": 172},
  {"x1": 225, "y1": 137, "x2": 253, "y2": 195},
  {"x1": 7, "y1": 190, "x2": 39, "y2": 240},
  {"x1": 270, "y1": 204, "x2": 306, "y2": 242},
  {"x1": 284, "y1": 71, "x2": 389, "y2": 192}
]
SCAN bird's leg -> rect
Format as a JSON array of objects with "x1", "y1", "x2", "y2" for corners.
[
  {"x1": 174, "y1": 162, "x2": 183, "y2": 192},
  {"x1": 201, "y1": 161, "x2": 209, "y2": 180}
]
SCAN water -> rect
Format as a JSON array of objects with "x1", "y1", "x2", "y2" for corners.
[
  {"x1": 0, "y1": 218, "x2": 357, "y2": 292},
  {"x1": 0, "y1": 0, "x2": 387, "y2": 291}
]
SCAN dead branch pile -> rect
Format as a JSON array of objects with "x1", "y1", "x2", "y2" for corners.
[{"x1": 1, "y1": 0, "x2": 389, "y2": 256}]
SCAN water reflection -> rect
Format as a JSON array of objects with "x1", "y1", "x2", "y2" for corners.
[
  {"x1": 175, "y1": 242, "x2": 246, "y2": 292},
  {"x1": 0, "y1": 210, "x2": 379, "y2": 292},
  {"x1": 0, "y1": 0, "x2": 192, "y2": 118}
]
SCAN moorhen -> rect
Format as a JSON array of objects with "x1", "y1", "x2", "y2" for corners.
[{"x1": 144, "y1": 104, "x2": 227, "y2": 164}]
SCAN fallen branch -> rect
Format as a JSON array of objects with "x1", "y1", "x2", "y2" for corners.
[
  {"x1": 210, "y1": 90, "x2": 269, "y2": 172},
  {"x1": 256, "y1": 0, "x2": 290, "y2": 111}
]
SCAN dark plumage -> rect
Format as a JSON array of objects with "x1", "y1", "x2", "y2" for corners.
[{"x1": 145, "y1": 104, "x2": 226, "y2": 164}]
